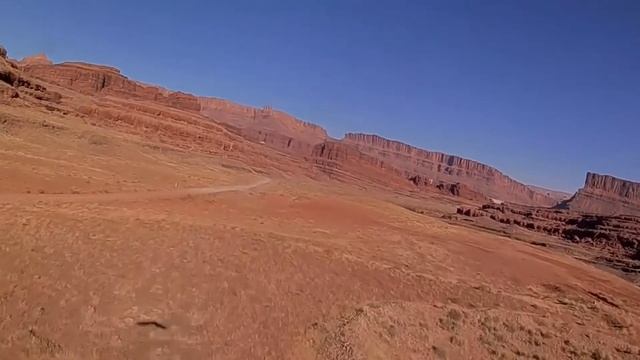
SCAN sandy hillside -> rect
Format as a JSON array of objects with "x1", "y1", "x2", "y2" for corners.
[{"x1": 0, "y1": 104, "x2": 639, "y2": 360}]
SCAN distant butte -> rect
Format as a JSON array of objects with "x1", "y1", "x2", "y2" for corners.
[{"x1": 558, "y1": 172, "x2": 640, "y2": 216}]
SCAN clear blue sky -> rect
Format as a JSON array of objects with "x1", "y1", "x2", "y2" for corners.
[{"x1": 2, "y1": 0, "x2": 639, "y2": 192}]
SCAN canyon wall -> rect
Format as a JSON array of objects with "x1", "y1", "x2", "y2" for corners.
[
  {"x1": 312, "y1": 141, "x2": 390, "y2": 170},
  {"x1": 1, "y1": 52, "x2": 61, "y2": 103},
  {"x1": 198, "y1": 97, "x2": 328, "y2": 150},
  {"x1": 458, "y1": 202, "x2": 640, "y2": 262},
  {"x1": 20, "y1": 55, "x2": 327, "y2": 157},
  {"x1": 310, "y1": 140, "x2": 415, "y2": 187},
  {"x1": 4, "y1": 52, "x2": 252, "y2": 159},
  {"x1": 21, "y1": 59, "x2": 201, "y2": 112},
  {"x1": 341, "y1": 133, "x2": 556, "y2": 206},
  {"x1": 584, "y1": 172, "x2": 640, "y2": 201}
]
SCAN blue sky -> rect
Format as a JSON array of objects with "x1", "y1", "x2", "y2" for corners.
[{"x1": 2, "y1": 0, "x2": 639, "y2": 191}]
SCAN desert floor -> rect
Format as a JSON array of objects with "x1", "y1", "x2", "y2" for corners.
[{"x1": 1, "y1": 105, "x2": 639, "y2": 359}]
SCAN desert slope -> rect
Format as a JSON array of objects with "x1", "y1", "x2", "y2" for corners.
[{"x1": 198, "y1": 97, "x2": 328, "y2": 156}]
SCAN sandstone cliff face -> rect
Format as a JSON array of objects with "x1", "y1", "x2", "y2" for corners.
[
  {"x1": 311, "y1": 140, "x2": 491, "y2": 202},
  {"x1": 0, "y1": 57, "x2": 21, "y2": 99},
  {"x1": 409, "y1": 175, "x2": 488, "y2": 202},
  {"x1": 7, "y1": 49, "x2": 582, "y2": 208},
  {"x1": 228, "y1": 126, "x2": 318, "y2": 156},
  {"x1": 22, "y1": 62, "x2": 201, "y2": 112},
  {"x1": 20, "y1": 54, "x2": 327, "y2": 156},
  {"x1": 312, "y1": 141, "x2": 387, "y2": 169},
  {"x1": 310, "y1": 141, "x2": 415, "y2": 187},
  {"x1": 342, "y1": 133, "x2": 556, "y2": 206},
  {"x1": 199, "y1": 97, "x2": 327, "y2": 147},
  {"x1": 0, "y1": 51, "x2": 61, "y2": 103},
  {"x1": 559, "y1": 173, "x2": 640, "y2": 216},
  {"x1": 584, "y1": 172, "x2": 640, "y2": 201}
]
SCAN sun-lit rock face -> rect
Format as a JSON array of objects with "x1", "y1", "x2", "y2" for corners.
[
  {"x1": 341, "y1": 133, "x2": 556, "y2": 206},
  {"x1": 559, "y1": 173, "x2": 640, "y2": 216},
  {"x1": 5, "y1": 49, "x2": 583, "y2": 208},
  {"x1": 198, "y1": 97, "x2": 328, "y2": 150},
  {"x1": 21, "y1": 61, "x2": 201, "y2": 112},
  {"x1": 584, "y1": 172, "x2": 640, "y2": 200}
]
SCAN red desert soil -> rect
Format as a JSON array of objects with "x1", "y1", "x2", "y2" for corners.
[{"x1": 1, "y1": 48, "x2": 640, "y2": 359}]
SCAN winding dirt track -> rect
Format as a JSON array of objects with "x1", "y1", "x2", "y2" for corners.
[{"x1": 0, "y1": 178, "x2": 271, "y2": 204}]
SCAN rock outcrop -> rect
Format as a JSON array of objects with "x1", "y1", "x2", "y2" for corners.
[
  {"x1": 558, "y1": 173, "x2": 640, "y2": 216},
  {"x1": 199, "y1": 97, "x2": 328, "y2": 154},
  {"x1": 312, "y1": 141, "x2": 388, "y2": 169},
  {"x1": 0, "y1": 57, "x2": 20, "y2": 99},
  {"x1": 13, "y1": 48, "x2": 625, "y2": 211},
  {"x1": 1, "y1": 48, "x2": 261, "y2": 162},
  {"x1": 310, "y1": 140, "x2": 416, "y2": 187},
  {"x1": 527, "y1": 185, "x2": 571, "y2": 202},
  {"x1": 21, "y1": 61, "x2": 201, "y2": 112},
  {"x1": 0, "y1": 49, "x2": 61, "y2": 102},
  {"x1": 584, "y1": 172, "x2": 640, "y2": 201},
  {"x1": 342, "y1": 133, "x2": 556, "y2": 206},
  {"x1": 458, "y1": 202, "x2": 640, "y2": 264}
]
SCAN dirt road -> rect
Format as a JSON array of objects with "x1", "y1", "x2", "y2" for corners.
[{"x1": 0, "y1": 178, "x2": 271, "y2": 204}]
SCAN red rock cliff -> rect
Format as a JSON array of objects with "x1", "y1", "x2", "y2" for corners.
[
  {"x1": 9, "y1": 50, "x2": 569, "y2": 207},
  {"x1": 584, "y1": 172, "x2": 640, "y2": 201},
  {"x1": 199, "y1": 97, "x2": 327, "y2": 144},
  {"x1": 560, "y1": 173, "x2": 640, "y2": 216},
  {"x1": 22, "y1": 61, "x2": 201, "y2": 112},
  {"x1": 312, "y1": 141, "x2": 387, "y2": 168},
  {"x1": 21, "y1": 54, "x2": 327, "y2": 154},
  {"x1": 1, "y1": 51, "x2": 61, "y2": 102},
  {"x1": 342, "y1": 133, "x2": 556, "y2": 206},
  {"x1": 198, "y1": 97, "x2": 328, "y2": 156}
]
